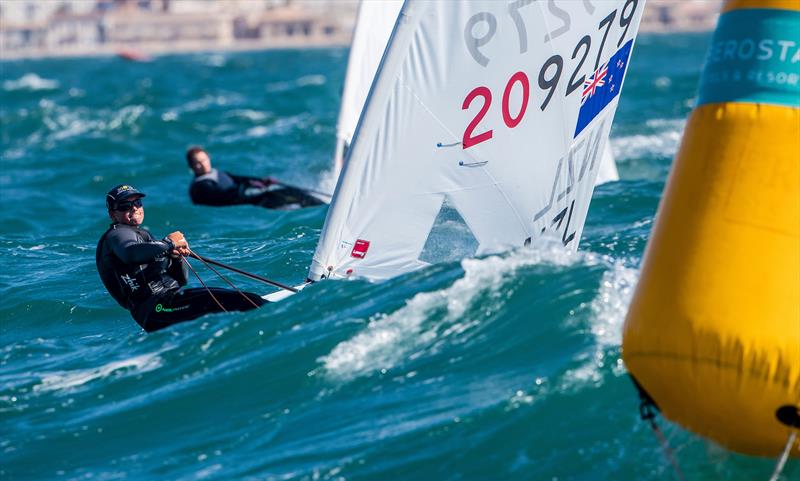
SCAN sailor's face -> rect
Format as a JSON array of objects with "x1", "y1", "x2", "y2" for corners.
[
  {"x1": 110, "y1": 197, "x2": 144, "y2": 226},
  {"x1": 190, "y1": 151, "x2": 211, "y2": 175}
]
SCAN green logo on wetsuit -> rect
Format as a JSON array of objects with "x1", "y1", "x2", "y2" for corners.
[{"x1": 155, "y1": 303, "x2": 174, "y2": 313}]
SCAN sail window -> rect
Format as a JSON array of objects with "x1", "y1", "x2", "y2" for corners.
[{"x1": 418, "y1": 198, "x2": 479, "y2": 265}]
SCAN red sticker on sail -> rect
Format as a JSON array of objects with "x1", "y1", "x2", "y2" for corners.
[{"x1": 351, "y1": 239, "x2": 370, "y2": 259}]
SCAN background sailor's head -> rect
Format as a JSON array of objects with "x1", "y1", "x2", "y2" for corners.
[
  {"x1": 106, "y1": 184, "x2": 145, "y2": 226},
  {"x1": 186, "y1": 146, "x2": 211, "y2": 176}
]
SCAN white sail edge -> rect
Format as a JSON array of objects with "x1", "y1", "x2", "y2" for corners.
[
  {"x1": 310, "y1": 0, "x2": 418, "y2": 282},
  {"x1": 597, "y1": 143, "x2": 619, "y2": 184},
  {"x1": 332, "y1": 0, "x2": 405, "y2": 177}
]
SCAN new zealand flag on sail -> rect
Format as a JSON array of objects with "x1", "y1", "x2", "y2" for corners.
[{"x1": 574, "y1": 39, "x2": 634, "y2": 138}]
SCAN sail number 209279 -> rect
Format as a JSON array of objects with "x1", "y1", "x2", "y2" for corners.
[{"x1": 461, "y1": 0, "x2": 638, "y2": 150}]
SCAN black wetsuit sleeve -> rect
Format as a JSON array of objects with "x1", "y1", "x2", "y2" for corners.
[
  {"x1": 229, "y1": 173, "x2": 263, "y2": 184},
  {"x1": 106, "y1": 227, "x2": 171, "y2": 264},
  {"x1": 190, "y1": 179, "x2": 240, "y2": 206}
]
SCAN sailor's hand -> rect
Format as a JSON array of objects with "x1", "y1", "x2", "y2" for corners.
[
  {"x1": 261, "y1": 176, "x2": 278, "y2": 186},
  {"x1": 166, "y1": 231, "x2": 190, "y2": 257}
]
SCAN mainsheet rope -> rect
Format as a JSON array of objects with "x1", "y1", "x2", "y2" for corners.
[
  {"x1": 186, "y1": 249, "x2": 261, "y2": 309},
  {"x1": 180, "y1": 255, "x2": 228, "y2": 313}
]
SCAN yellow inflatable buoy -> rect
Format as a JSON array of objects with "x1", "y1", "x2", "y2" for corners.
[{"x1": 622, "y1": 0, "x2": 800, "y2": 457}]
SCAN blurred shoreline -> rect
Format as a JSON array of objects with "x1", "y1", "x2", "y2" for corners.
[
  {"x1": 0, "y1": 36, "x2": 353, "y2": 62},
  {"x1": 1, "y1": 0, "x2": 722, "y2": 62}
]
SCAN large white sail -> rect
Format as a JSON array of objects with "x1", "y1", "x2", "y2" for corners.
[
  {"x1": 333, "y1": 0, "x2": 404, "y2": 175},
  {"x1": 312, "y1": 0, "x2": 645, "y2": 281}
]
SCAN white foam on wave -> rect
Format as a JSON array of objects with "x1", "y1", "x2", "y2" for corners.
[
  {"x1": 218, "y1": 114, "x2": 313, "y2": 143},
  {"x1": 39, "y1": 103, "x2": 147, "y2": 142},
  {"x1": 296, "y1": 74, "x2": 326, "y2": 87},
  {"x1": 225, "y1": 109, "x2": 270, "y2": 122},
  {"x1": 320, "y1": 245, "x2": 595, "y2": 382},
  {"x1": 558, "y1": 262, "x2": 639, "y2": 391},
  {"x1": 3, "y1": 73, "x2": 59, "y2": 91},
  {"x1": 164, "y1": 94, "x2": 243, "y2": 118},
  {"x1": 611, "y1": 118, "x2": 685, "y2": 161},
  {"x1": 265, "y1": 74, "x2": 326, "y2": 93},
  {"x1": 33, "y1": 353, "x2": 162, "y2": 393},
  {"x1": 107, "y1": 105, "x2": 146, "y2": 131}
]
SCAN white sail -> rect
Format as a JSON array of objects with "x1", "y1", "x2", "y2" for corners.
[
  {"x1": 336, "y1": 1, "x2": 620, "y2": 185},
  {"x1": 596, "y1": 142, "x2": 620, "y2": 184},
  {"x1": 312, "y1": 0, "x2": 645, "y2": 281},
  {"x1": 333, "y1": 0, "x2": 405, "y2": 175}
]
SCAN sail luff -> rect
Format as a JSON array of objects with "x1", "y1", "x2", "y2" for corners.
[
  {"x1": 310, "y1": 0, "x2": 419, "y2": 281},
  {"x1": 332, "y1": 0, "x2": 405, "y2": 177}
]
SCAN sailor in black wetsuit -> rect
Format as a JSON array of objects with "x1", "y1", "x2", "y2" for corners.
[
  {"x1": 186, "y1": 146, "x2": 324, "y2": 209},
  {"x1": 96, "y1": 184, "x2": 265, "y2": 332}
]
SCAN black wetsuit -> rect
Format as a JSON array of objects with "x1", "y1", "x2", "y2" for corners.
[
  {"x1": 189, "y1": 169, "x2": 324, "y2": 209},
  {"x1": 96, "y1": 223, "x2": 264, "y2": 332}
]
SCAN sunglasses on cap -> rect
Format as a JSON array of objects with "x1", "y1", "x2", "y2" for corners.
[{"x1": 113, "y1": 199, "x2": 143, "y2": 212}]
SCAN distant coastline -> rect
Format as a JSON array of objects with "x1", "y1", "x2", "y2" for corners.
[
  {"x1": 0, "y1": 36, "x2": 352, "y2": 62},
  {"x1": 0, "y1": 0, "x2": 722, "y2": 62},
  {"x1": 1, "y1": 1, "x2": 355, "y2": 62}
]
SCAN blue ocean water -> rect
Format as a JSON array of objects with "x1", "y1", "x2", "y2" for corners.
[{"x1": 1, "y1": 34, "x2": 796, "y2": 481}]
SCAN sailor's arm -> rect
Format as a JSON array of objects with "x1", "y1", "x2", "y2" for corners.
[
  {"x1": 108, "y1": 228, "x2": 172, "y2": 264},
  {"x1": 231, "y1": 173, "x2": 276, "y2": 189},
  {"x1": 229, "y1": 173, "x2": 261, "y2": 184}
]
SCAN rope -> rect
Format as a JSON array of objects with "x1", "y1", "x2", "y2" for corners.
[
  {"x1": 188, "y1": 251, "x2": 298, "y2": 292},
  {"x1": 640, "y1": 400, "x2": 686, "y2": 481},
  {"x1": 187, "y1": 249, "x2": 260, "y2": 309},
  {"x1": 768, "y1": 430, "x2": 797, "y2": 481},
  {"x1": 181, "y1": 255, "x2": 227, "y2": 313}
]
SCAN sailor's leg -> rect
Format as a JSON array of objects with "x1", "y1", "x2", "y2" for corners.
[
  {"x1": 252, "y1": 190, "x2": 290, "y2": 209},
  {"x1": 253, "y1": 187, "x2": 325, "y2": 209},
  {"x1": 142, "y1": 288, "x2": 265, "y2": 332}
]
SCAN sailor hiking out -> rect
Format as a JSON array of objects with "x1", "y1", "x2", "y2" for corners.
[
  {"x1": 96, "y1": 184, "x2": 265, "y2": 332},
  {"x1": 186, "y1": 147, "x2": 325, "y2": 210}
]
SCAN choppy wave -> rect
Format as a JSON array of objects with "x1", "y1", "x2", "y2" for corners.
[
  {"x1": 265, "y1": 74, "x2": 327, "y2": 93},
  {"x1": 225, "y1": 109, "x2": 272, "y2": 122},
  {"x1": 163, "y1": 93, "x2": 245, "y2": 118},
  {"x1": 611, "y1": 119, "x2": 685, "y2": 161},
  {"x1": 321, "y1": 247, "x2": 594, "y2": 382},
  {"x1": 33, "y1": 353, "x2": 163, "y2": 393},
  {"x1": 218, "y1": 113, "x2": 317, "y2": 142},
  {"x1": 2, "y1": 73, "x2": 59, "y2": 91},
  {"x1": 43, "y1": 104, "x2": 147, "y2": 141},
  {"x1": 558, "y1": 262, "x2": 638, "y2": 391}
]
